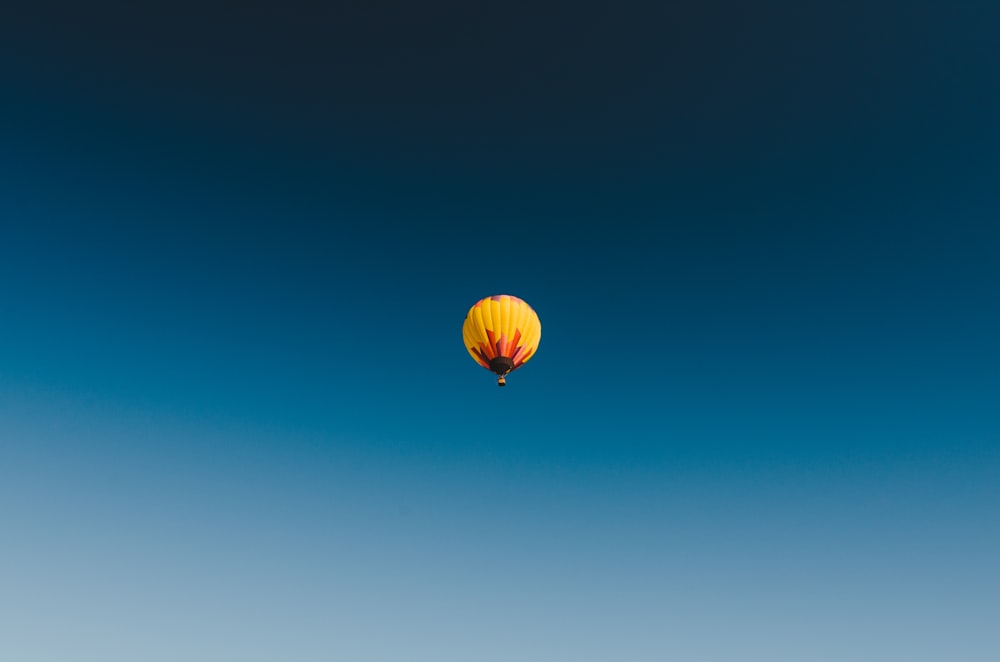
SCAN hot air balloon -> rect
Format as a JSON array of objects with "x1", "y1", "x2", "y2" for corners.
[{"x1": 462, "y1": 294, "x2": 541, "y2": 386}]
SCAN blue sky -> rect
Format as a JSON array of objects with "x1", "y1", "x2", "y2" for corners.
[{"x1": 1, "y1": 2, "x2": 999, "y2": 660}]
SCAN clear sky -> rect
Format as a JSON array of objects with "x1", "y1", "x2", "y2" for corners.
[{"x1": 1, "y1": 2, "x2": 998, "y2": 660}]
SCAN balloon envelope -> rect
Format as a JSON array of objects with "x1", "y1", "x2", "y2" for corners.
[{"x1": 462, "y1": 294, "x2": 541, "y2": 385}]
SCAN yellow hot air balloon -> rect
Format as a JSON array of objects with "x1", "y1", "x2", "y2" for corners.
[{"x1": 462, "y1": 294, "x2": 541, "y2": 387}]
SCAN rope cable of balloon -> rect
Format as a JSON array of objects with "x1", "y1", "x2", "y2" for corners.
[{"x1": 489, "y1": 357, "x2": 514, "y2": 387}]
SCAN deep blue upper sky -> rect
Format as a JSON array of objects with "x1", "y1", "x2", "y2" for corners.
[{"x1": 2, "y1": 2, "x2": 998, "y2": 660}]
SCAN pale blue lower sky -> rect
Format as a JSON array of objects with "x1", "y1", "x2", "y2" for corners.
[{"x1": 3, "y1": 383, "x2": 997, "y2": 662}]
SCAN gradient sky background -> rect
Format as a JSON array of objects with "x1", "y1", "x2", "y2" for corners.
[{"x1": 1, "y1": 2, "x2": 998, "y2": 660}]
